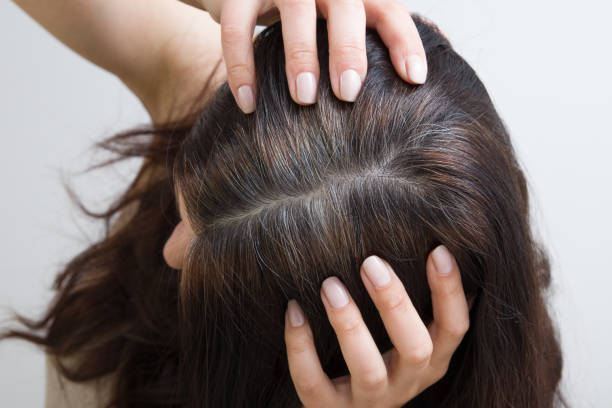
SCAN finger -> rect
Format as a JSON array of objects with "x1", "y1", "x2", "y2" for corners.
[
  {"x1": 324, "y1": 0, "x2": 367, "y2": 102},
  {"x1": 320, "y1": 277, "x2": 389, "y2": 402},
  {"x1": 363, "y1": 0, "x2": 427, "y2": 84},
  {"x1": 285, "y1": 299, "x2": 338, "y2": 407},
  {"x1": 424, "y1": 245, "x2": 470, "y2": 381},
  {"x1": 220, "y1": 0, "x2": 260, "y2": 113},
  {"x1": 277, "y1": 0, "x2": 319, "y2": 105},
  {"x1": 359, "y1": 256, "x2": 433, "y2": 374}
]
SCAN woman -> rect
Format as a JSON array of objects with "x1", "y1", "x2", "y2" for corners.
[{"x1": 4, "y1": 1, "x2": 564, "y2": 407}]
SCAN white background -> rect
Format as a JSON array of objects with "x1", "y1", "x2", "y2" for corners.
[{"x1": 1, "y1": 0, "x2": 610, "y2": 406}]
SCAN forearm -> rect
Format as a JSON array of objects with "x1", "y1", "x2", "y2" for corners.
[
  {"x1": 13, "y1": 0, "x2": 172, "y2": 78},
  {"x1": 12, "y1": 0, "x2": 225, "y2": 123}
]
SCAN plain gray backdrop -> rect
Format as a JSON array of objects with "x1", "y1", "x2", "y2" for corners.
[{"x1": 1, "y1": 0, "x2": 610, "y2": 406}]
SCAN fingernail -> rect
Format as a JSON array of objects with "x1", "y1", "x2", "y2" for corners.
[
  {"x1": 363, "y1": 256, "x2": 391, "y2": 288},
  {"x1": 339, "y1": 69, "x2": 361, "y2": 102},
  {"x1": 296, "y1": 72, "x2": 317, "y2": 104},
  {"x1": 405, "y1": 55, "x2": 427, "y2": 84},
  {"x1": 321, "y1": 277, "x2": 349, "y2": 309},
  {"x1": 237, "y1": 85, "x2": 255, "y2": 113},
  {"x1": 287, "y1": 299, "x2": 305, "y2": 327},
  {"x1": 432, "y1": 245, "x2": 453, "y2": 275}
]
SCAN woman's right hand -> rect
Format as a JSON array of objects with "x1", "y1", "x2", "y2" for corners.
[
  {"x1": 284, "y1": 245, "x2": 470, "y2": 407},
  {"x1": 183, "y1": 0, "x2": 428, "y2": 113}
]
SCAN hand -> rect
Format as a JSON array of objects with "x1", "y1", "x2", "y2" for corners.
[
  {"x1": 284, "y1": 245, "x2": 470, "y2": 407},
  {"x1": 186, "y1": 0, "x2": 428, "y2": 113}
]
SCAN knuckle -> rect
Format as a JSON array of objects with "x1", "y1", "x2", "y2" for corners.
[
  {"x1": 436, "y1": 274, "x2": 462, "y2": 296},
  {"x1": 297, "y1": 377, "x2": 323, "y2": 398},
  {"x1": 285, "y1": 333, "x2": 313, "y2": 356},
  {"x1": 437, "y1": 317, "x2": 470, "y2": 341},
  {"x1": 330, "y1": 43, "x2": 367, "y2": 62},
  {"x1": 286, "y1": 46, "x2": 318, "y2": 66},
  {"x1": 226, "y1": 62, "x2": 251, "y2": 80},
  {"x1": 334, "y1": 315, "x2": 362, "y2": 338},
  {"x1": 404, "y1": 337, "x2": 433, "y2": 368},
  {"x1": 446, "y1": 317, "x2": 470, "y2": 338},
  {"x1": 381, "y1": 289, "x2": 410, "y2": 314},
  {"x1": 221, "y1": 24, "x2": 249, "y2": 43},
  {"x1": 357, "y1": 368, "x2": 387, "y2": 392}
]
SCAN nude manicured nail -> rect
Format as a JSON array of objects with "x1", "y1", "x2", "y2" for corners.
[
  {"x1": 405, "y1": 54, "x2": 427, "y2": 84},
  {"x1": 287, "y1": 299, "x2": 305, "y2": 327},
  {"x1": 237, "y1": 85, "x2": 255, "y2": 113},
  {"x1": 296, "y1": 72, "x2": 317, "y2": 104},
  {"x1": 322, "y1": 277, "x2": 349, "y2": 309},
  {"x1": 339, "y1": 69, "x2": 361, "y2": 102},
  {"x1": 432, "y1": 245, "x2": 453, "y2": 275},
  {"x1": 363, "y1": 256, "x2": 391, "y2": 288}
]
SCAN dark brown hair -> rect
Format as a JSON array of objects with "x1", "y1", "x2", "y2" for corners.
[{"x1": 2, "y1": 15, "x2": 564, "y2": 407}]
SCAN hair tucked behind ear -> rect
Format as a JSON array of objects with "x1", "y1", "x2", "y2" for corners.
[{"x1": 2, "y1": 15, "x2": 564, "y2": 408}]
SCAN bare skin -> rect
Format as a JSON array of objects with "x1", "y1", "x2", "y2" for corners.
[
  {"x1": 182, "y1": 0, "x2": 428, "y2": 112},
  {"x1": 13, "y1": 1, "x2": 469, "y2": 406},
  {"x1": 163, "y1": 190, "x2": 194, "y2": 270}
]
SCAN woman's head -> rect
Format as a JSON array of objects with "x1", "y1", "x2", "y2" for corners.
[
  {"x1": 167, "y1": 15, "x2": 562, "y2": 407},
  {"x1": 2, "y1": 13, "x2": 562, "y2": 408}
]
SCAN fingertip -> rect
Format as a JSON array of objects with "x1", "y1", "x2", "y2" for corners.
[
  {"x1": 295, "y1": 71, "x2": 318, "y2": 105},
  {"x1": 236, "y1": 84, "x2": 256, "y2": 114},
  {"x1": 321, "y1": 276, "x2": 350, "y2": 310},
  {"x1": 430, "y1": 245, "x2": 455, "y2": 276},
  {"x1": 338, "y1": 69, "x2": 363, "y2": 102},
  {"x1": 427, "y1": 246, "x2": 467, "y2": 304},
  {"x1": 404, "y1": 54, "x2": 427, "y2": 85},
  {"x1": 361, "y1": 255, "x2": 393, "y2": 290},
  {"x1": 287, "y1": 299, "x2": 306, "y2": 328},
  {"x1": 366, "y1": 0, "x2": 428, "y2": 86}
]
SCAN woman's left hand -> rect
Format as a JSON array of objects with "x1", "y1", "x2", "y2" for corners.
[
  {"x1": 284, "y1": 245, "x2": 470, "y2": 407},
  {"x1": 183, "y1": 0, "x2": 428, "y2": 113}
]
